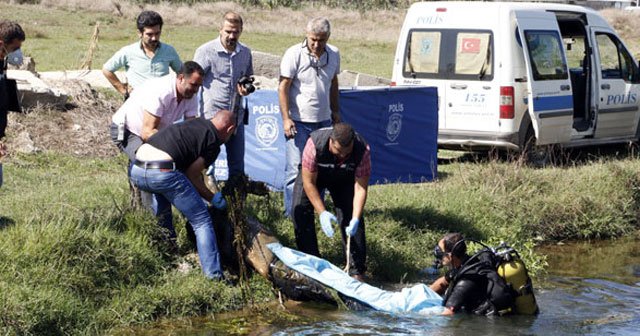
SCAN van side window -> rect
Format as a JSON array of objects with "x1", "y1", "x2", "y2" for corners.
[
  {"x1": 524, "y1": 30, "x2": 568, "y2": 81},
  {"x1": 403, "y1": 29, "x2": 493, "y2": 80},
  {"x1": 405, "y1": 31, "x2": 442, "y2": 75},
  {"x1": 455, "y1": 33, "x2": 492, "y2": 77},
  {"x1": 595, "y1": 33, "x2": 639, "y2": 83}
]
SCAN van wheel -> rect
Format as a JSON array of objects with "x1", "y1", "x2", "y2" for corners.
[{"x1": 522, "y1": 128, "x2": 553, "y2": 168}]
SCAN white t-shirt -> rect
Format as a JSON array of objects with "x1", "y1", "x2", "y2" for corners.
[
  {"x1": 280, "y1": 42, "x2": 340, "y2": 123},
  {"x1": 112, "y1": 73, "x2": 198, "y2": 136}
]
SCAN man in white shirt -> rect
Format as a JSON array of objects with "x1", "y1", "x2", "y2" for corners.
[{"x1": 279, "y1": 17, "x2": 341, "y2": 217}]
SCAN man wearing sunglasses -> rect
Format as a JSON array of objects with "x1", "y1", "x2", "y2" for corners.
[
  {"x1": 279, "y1": 17, "x2": 341, "y2": 217},
  {"x1": 429, "y1": 233, "x2": 515, "y2": 315}
]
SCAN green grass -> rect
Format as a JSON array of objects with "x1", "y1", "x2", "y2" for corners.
[
  {"x1": 1, "y1": 2, "x2": 395, "y2": 78},
  {"x1": 0, "y1": 153, "x2": 275, "y2": 334},
  {"x1": 3, "y1": 150, "x2": 640, "y2": 333},
  {"x1": 2, "y1": 1, "x2": 640, "y2": 333}
]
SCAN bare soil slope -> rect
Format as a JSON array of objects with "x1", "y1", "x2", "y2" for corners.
[{"x1": 6, "y1": 80, "x2": 119, "y2": 157}]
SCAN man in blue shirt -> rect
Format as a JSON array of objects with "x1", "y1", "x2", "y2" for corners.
[
  {"x1": 194, "y1": 11, "x2": 254, "y2": 179},
  {"x1": 102, "y1": 10, "x2": 182, "y2": 99}
]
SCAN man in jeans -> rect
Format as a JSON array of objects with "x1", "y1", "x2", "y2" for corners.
[
  {"x1": 279, "y1": 17, "x2": 341, "y2": 217},
  {"x1": 110, "y1": 61, "x2": 203, "y2": 239},
  {"x1": 129, "y1": 110, "x2": 236, "y2": 280}
]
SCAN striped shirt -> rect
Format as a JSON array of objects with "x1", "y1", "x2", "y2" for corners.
[{"x1": 193, "y1": 37, "x2": 253, "y2": 119}]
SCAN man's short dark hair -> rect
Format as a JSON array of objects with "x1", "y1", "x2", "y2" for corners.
[
  {"x1": 178, "y1": 61, "x2": 205, "y2": 77},
  {"x1": 443, "y1": 232, "x2": 467, "y2": 258},
  {"x1": 137, "y1": 10, "x2": 163, "y2": 32},
  {"x1": 330, "y1": 123, "x2": 355, "y2": 147},
  {"x1": 222, "y1": 11, "x2": 243, "y2": 28},
  {"x1": 0, "y1": 20, "x2": 26, "y2": 44}
]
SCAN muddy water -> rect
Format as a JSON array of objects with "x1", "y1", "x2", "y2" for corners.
[{"x1": 131, "y1": 238, "x2": 640, "y2": 335}]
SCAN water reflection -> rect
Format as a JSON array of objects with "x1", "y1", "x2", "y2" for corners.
[{"x1": 127, "y1": 238, "x2": 640, "y2": 335}]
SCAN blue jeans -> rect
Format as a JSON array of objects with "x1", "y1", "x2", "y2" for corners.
[
  {"x1": 225, "y1": 121, "x2": 245, "y2": 177},
  {"x1": 284, "y1": 119, "x2": 332, "y2": 217},
  {"x1": 128, "y1": 162, "x2": 174, "y2": 238},
  {"x1": 130, "y1": 164, "x2": 223, "y2": 279}
]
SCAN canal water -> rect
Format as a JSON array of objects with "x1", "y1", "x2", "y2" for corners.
[{"x1": 132, "y1": 238, "x2": 640, "y2": 335}]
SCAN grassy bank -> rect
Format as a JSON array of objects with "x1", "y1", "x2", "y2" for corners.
[
  {"x1": 0, "y1": 153, "x2": 275, "y2": 334},
  {"x1": 2, "y1": 150, "x2": 640, "y2": 333}
]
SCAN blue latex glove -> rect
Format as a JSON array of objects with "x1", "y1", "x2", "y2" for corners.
[
  {"x1": 346, "y1": 218, "x2": 360, "y2": 236},
  {"x1": 319, "y1": 211, "x2": 337, "y2": 238},
  {"x1": 211, "y1": 192, "x2": 227, "y2": 210}
]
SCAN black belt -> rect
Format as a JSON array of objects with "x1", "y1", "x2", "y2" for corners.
[{"x1": 134, "y1": 160, "x2": 176, "y2": 170}]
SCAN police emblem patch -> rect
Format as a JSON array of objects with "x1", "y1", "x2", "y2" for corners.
[
  {"x1": 255, "y1": 116, "x2": 279, "y2": 147},
  {"x1": 386, "y1": 113, "x2": 402, "y2": 142}
]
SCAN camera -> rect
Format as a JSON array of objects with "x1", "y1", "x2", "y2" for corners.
[{"x1": 238, "y1": 76, "x2": 255, "y2": 94}]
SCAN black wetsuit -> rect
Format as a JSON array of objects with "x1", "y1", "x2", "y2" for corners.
[{"x1": 443, "y1": 250, "x2": 515, "y2": 315}]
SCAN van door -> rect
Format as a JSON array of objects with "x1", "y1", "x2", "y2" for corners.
[
  {"x1": 401, "y1": 29, "x2": 495, "y2": 132},
  {"x1": 591, "y1": 29, "x2": 640, "y2": 139},
  {"x1": 515, "y1": 11, "x2": 573, "y2": 145}
]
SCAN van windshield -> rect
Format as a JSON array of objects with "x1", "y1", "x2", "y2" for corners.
[{"x1": 403, "y1": 29, "x2": 493, "y2": 80}]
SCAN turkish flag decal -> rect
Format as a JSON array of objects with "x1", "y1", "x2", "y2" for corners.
[{"x1": 461, "y1": 38, "x2": 481, "y2": 53}]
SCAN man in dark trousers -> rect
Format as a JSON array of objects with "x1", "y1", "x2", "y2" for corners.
[
  {"x1": 292, "y1": 122, "x2": 371, "y2": 281},
  {"x1": 129, "y1": 109, "x2": 235, "y2": 280}
]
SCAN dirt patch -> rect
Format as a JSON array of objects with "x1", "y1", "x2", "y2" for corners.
[{"x1": 6, "y1": 79, "x2": 120, "y2": 158}]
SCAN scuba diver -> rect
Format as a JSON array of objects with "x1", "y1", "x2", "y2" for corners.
[{"x1": 429, "y1": 232, "x2": 537, "y2": 316}]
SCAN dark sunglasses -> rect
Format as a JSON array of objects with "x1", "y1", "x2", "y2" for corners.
[{"x1": 302, "y1": 38, "x2": 329, "y2": 77}]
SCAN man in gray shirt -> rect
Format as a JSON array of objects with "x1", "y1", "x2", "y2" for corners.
[
  {"x1": 194, "y1": 11, "x2": 254, "y2": 179},
  {"x1": 279, "y1": 17, "x2": 341, "y2": 217}
]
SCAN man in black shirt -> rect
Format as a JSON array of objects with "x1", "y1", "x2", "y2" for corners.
[
  {"x1": 0, "y1": 20, "x2": 26, "y2": 187},
  {"x1": 129, "y1": 109, "x2": 236, "y2": 280},
  {"x1": 291, "y1": 123, "x2": 371, "y2": 280}
]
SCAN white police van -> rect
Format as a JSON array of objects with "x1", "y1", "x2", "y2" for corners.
[{"x1": 391, "y1": 1, "x2": 640, "y2": 164}]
